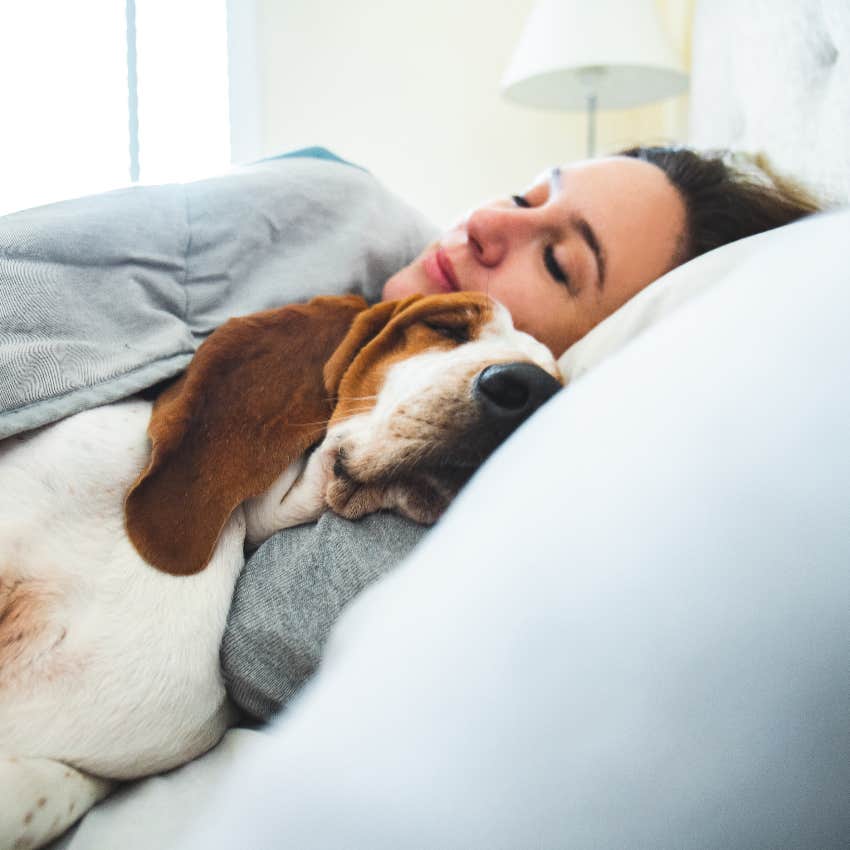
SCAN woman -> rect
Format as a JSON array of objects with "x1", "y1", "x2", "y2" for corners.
[
  {"x1": 384, "y1": 146, "x2": 820, "y2": 356},
  {"x1": 224, "y1": 145, "x2": 822, "y2": 722}
]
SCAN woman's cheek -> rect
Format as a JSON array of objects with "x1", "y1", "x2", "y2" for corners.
[{"x1": 382, "y1": 266, "x2": 419, "y2": 300}]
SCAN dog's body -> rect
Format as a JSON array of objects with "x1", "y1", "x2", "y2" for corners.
[
  {"x1": 0, "y1": 293, "x2": 560, "y2": 848},
  {"x1": 1, "y1": 400, "x2": 243, "y2": 775}
]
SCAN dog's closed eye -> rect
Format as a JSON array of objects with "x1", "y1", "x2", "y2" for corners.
[{"x1": 422, "y1": 320, "x2": 471, "y2": 343}]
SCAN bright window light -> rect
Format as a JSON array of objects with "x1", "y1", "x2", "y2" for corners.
[
  {"x1": 0, "y1": 1, "x2": 129, "y2": 215},
  {"x1": 135, "y1": 0, "x2": 231, "y2": 184},
  {"x1": 0, "y1": 0, "x2": 231, "y2": 216}
]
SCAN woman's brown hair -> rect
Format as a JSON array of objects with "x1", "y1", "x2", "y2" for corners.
[{"x1": 619, "y1": 146, "x2": 823, "y2": 265}]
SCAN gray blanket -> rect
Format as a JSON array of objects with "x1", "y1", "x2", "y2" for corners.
[
  {"x1": 0, "y1": 149, "x2": 433, "y2": 720},
  {"x1": 0, "y1": 148, "x2": 436, "y2": 438}
]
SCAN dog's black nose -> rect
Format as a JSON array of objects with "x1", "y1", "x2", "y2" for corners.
[{"x1": 473, "y1": 362, "x2": 561, "y2": 422}]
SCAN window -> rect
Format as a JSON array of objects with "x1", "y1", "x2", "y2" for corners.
[{"x1": 0, "y1": 0, "x2": 231, "y2": 216}]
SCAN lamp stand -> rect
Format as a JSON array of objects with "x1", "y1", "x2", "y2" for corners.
[
  {"x1": 585, "y1": 92, "x2": 597, "y2": 158},
  {"x1": 577, "y1": 66, "x2": 606, "y2": 158}
]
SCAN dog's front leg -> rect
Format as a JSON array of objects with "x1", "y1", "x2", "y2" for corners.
[{"x1": 243, "y1": 447, "x2": 332, "y2": 547}]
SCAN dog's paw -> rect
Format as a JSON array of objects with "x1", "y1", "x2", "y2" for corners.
[
  {"x1": 325, "y1": 461, "x2": 451, "y2": 525},
  {"x1": 324, "y1": 451, "x2": 384, "y2": 519},
  {"x1": 384, "y1": 476, "x2": 453, "y2": 525}
]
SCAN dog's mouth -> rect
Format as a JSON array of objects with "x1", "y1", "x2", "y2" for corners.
[
  {"x1": 322, "y1": 406, "x2": 525, "y2": 526},
  {"x1": 325, "y1": 444, "x2": 475, "y2": 525},
  {"x1": 331, "y1": 437, "x2": 485, "y2": 485}
]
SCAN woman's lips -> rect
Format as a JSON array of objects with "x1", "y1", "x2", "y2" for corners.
[
  {"x1": 422, "y1": 248, "x2": 460, "y2": 293},
  {"x1": 436, "y1": 248, "x2": 460, "y2": 290}
]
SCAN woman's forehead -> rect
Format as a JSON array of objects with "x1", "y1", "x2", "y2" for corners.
[
  {"x1": 534, "y1": 157, "x2": 685, "y2": 292},
  {"x1": 527, "y1": 158, "x2": 684, "y2": 247},
  {"x1": 529, "y1": 156, "x2": 657, "y2": 192}
]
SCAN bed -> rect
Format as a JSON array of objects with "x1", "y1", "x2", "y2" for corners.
[{"x1": 22, "y1": 1, "x2": 850, "y2": 847}]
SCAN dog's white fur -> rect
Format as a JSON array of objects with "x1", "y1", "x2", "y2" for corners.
[{"x1": 0, "y1": 300, "x2": 557, "y2": 849}]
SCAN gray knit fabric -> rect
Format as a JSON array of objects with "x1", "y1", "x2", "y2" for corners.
[
  {"x1": 223, "y1": 512, "x2": 427, "y2": 721},
  {"x1": 0, "y1": 148, "x2": 437, "y2": 438}
]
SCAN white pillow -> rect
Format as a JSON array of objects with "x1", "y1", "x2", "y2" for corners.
[
  {"x1": 177, "y1": 208, "x2": 850, "y2": 850},
  {"x1": 557, "y1": 222, "x2": 794, "y2": 382}
]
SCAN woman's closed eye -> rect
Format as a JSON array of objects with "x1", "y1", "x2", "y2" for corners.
[
  {"x1": 543, "y1": 246, "x2": 570, "y2": 289},
  {"x1": 511, "y1": 194, "x2": 573, "y2": 294}
]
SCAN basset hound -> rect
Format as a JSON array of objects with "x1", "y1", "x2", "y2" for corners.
[{"x1": 0, "y1": 292, "x2": 561, "y2": 849}]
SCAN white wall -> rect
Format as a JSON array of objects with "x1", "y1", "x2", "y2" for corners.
[{"x1": 246, "y1": 0, "x2": 692, "y2": 227}]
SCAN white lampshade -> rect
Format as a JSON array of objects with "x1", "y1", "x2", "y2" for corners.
[{"x1": 501, "y1": 0, "x2": 688, "y2": 111}]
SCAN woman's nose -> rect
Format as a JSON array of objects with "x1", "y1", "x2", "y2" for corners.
[{"x1": 465, "y1": 205, "x2": 533, "y2": 268}]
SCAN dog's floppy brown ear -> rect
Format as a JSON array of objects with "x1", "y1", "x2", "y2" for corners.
[
  {"x1": 125, "y1": 295, "x2": 368, "y2": 576},
  {"x1": 323, "y1": 295, "x2": 421, "y2": 396}
]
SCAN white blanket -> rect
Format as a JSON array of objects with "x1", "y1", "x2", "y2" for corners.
[{"x1": 56, "y1": 210, "x2": 850, "y2": 849}]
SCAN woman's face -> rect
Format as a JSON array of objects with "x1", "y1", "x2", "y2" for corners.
[{"x1": 382, "y1": 156, "x2": 686, "y2": 357}]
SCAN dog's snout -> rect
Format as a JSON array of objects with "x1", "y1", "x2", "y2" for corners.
[{"x1": 473, "y1": 362, "x2": 561, "y2": 422}]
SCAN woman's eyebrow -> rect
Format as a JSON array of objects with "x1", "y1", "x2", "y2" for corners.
[
  {"x1": 549, "y1": 166, "x2": 606, "y2": 290},
  {"x1": 573, "y1": 215, "x2": 606, "y2": 290}
]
